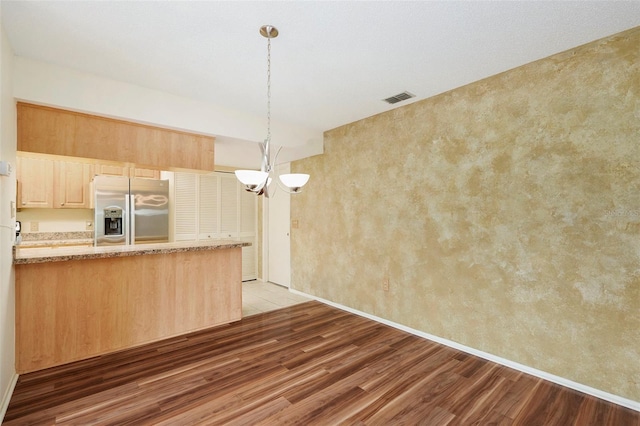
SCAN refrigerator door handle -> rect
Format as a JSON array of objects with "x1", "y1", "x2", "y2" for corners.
[{"x1": 129, "y1": 194, "x2": 136, "y2": 245}]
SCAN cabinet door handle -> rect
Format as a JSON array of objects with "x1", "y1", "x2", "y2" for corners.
[{"x1": 60, "y1": 203, "x2": 65, "y2": 206}]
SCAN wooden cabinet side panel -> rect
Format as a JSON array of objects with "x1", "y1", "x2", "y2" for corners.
[
  {"x1": 74, "y1": 113, "x2": 115, "y2": 161},
  {"x1": 17, "y1": 103, "x2": 76, "y2": 155},
  {"x1": 15, "y1": 248, "x2": 242, "y2": 373},
  {"x1": 18, "y1": 103, "x2": 215, "y2": 171}
]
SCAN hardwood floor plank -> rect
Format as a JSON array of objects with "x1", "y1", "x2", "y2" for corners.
[
  {"x1": 511, "y1": 380, "x2": 562, "y2": 423},
  {"x1": 4, "y1": 301, "x2": 638, "y2": 425},
  {"x1": 543, "y1": 387, "x2": 588, "y2": 425},
  {"x1": 491, "y1": 371, "x2": 540, "y2": 419}
]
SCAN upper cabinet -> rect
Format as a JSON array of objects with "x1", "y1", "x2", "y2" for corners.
[
  {"x1": 18, "y1": 154, "x2": 92, "y2": 209},
  {"x1": 17, "y1": 152, "x2": 166, "y2": 209},
  {"x1": 17, "y1": 156, "x2": 55, "y2": 208},
  {"x1": 17, "y1": 102, "x2": 215, "y2": 172},
  {"x1": 54, "y1": 161, "x2": 93, "y2": 208},
  {"x1": 130, "y1": 167, "x2": 161, "y2": 179},
  {"x1": 93, "y1": 163, "x2": 129, "y2": 177},
  {"x1": 93, "y1": 163, "x2": 161, "y2": 179}
]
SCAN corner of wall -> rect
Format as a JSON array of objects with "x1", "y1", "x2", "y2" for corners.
[{"x1": 0, "y1": 16, "x2": 18, "y2": 423}]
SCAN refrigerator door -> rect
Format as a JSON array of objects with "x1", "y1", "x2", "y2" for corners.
[
  {"x1": 94, "y1": 175, "x2": 130, "y2": 246},
  {"x1": 130, "y1": 178, "x2": 170, "y2": 244}
]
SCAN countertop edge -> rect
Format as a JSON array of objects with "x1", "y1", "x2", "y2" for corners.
[{"x1": 14, "y1": 241, "x2": 251, "y2": 265}]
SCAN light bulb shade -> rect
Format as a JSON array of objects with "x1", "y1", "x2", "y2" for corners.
[
  {"x1": 279, "y1": 173, "x2": 310, "y2": 193},
  {"x1": 235, "y1": 170, "x2": 269, "y2": 192}
]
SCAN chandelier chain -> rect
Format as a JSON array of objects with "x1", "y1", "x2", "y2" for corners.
[{"x1": 266, "y1": 35, "x2": 272, "y2": 143}]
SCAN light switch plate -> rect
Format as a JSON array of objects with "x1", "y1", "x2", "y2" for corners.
[{"x1": 0, "y1": 161, "x2": 11, "y2": 177}]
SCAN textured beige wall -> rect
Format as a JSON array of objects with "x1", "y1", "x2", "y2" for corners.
[{"x1": 291, "y1": 27, "x2": 640, "y2": 402}]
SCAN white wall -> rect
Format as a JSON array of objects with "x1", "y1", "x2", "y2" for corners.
[
  {"x1": 13, "y1": 58, "x2": 323, "y2": 168},
  {"x1": 17, "y1": 209, "x2": 93, "y2": 234},
  {"x1": 0, "y1": 11, "x2": 18, "y2": 421}
]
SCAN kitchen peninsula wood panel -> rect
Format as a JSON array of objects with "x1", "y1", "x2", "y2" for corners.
[
  {"x1": 15, "y1": 247, "x2": 242, "y2": 373},
  {"x1": 17, "y1": 102, "x2": 215, "y2": 171}
]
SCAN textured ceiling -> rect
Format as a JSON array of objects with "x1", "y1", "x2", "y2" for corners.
[{"x1": 2, "y1": 1, "x2": 640, "y2": 140}]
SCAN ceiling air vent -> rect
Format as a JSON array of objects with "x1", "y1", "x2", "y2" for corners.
[{"x1": 383, "y1": 91, "x2": 416, "y2": 104}]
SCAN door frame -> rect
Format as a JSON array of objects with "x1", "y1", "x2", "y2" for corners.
[{"x1": 265, "y1": 163, "x2": 291, "y2": 287}]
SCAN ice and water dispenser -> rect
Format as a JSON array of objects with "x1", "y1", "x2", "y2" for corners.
[{"x1": 104, "y1": 208, "x2": 123, "y2": 236}]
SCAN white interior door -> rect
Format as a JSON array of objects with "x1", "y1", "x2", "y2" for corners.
[{"x1": 268, "y1": 164, "x2": 291, "y2": 287}]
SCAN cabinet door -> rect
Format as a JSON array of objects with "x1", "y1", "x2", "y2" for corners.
[
  {"x1": 130, "y1": 167, "x2": 161, "y2": 179},
  {"x1": 17, "y1": 156, "x2": 55, "y2": 208},
  {"x1": 94, "y1": 163, "x2": 129, "y2": 177},
  {"x1": 54, "y1": 161, "x2": 93, "y2": 208},
  {"x1": 172, "y1": 171, "x2": 258, "y2": 281}
]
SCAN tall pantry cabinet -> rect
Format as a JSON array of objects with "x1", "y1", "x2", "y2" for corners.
[{"x1": 173, "y1": 171, "x2": 258, "y2": 281}]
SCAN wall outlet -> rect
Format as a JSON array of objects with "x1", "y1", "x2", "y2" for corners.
[
  {"x1": 86, "y1": 220, "x2": 94, "y2": 230},
  {"x1": 30, "y1": 221, "x2": 39, "y2": 232},
  {"x1": 291, "y1": 219, "x2": 299, "y2": 229},
  {"x1": 383, "y1": 278, "x2": 390, "y2": 292}
]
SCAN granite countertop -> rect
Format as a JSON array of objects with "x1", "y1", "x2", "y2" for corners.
[
  {"x1": 14, "y1": 240, "x2": 251, "y2": 265},
  {"x1": 18, "y1": 239, "x2": 94, "y2": 248}
]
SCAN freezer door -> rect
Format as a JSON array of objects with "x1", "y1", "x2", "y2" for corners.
[
  {"x1": 94, "y1": 175, "x2": 130, "y2": 246},
  {"x1": 130, "y1": 178, "x2": 170, "y2": 244}
]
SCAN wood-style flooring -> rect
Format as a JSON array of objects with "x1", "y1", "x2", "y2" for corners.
[{"x1": 4, "y1": 301, "x2": 639, "y2": 425}]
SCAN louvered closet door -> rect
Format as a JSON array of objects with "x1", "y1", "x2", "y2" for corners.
[
  {"x1": 174, "y1": 172, "x2": 198, "y2": 241},
  {"x1": 198, "y1": 174, "x2": 218, "y2": 240},
  {"x1": 219, "y1": 174, "x2": 239, "y2": 239},
  {"x1": 173, "y1": 171, "x2": 257, "y2": 281},
  {"x1": 219, "y1": 174, "x2": 256, "y2": 280},
  {"x1": 239, "y1": 187, "x2": 258, "y2": 281}
]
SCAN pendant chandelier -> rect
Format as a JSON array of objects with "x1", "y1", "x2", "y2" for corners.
[{"x1": 235, "y1": 25, "x2": 310, "y2": 197}]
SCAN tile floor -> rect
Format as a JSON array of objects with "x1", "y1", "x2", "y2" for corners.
[{"x1": 242, "y1": 280, "x2": 311, "y2": 317}]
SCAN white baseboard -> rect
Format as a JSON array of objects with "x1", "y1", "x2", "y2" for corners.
[
  {"x1": 290, "y1": 289, "x2": 640, "y2": 413},
  {"x1": 0, "y1": 372, "x2": 18, "y2": 423}
]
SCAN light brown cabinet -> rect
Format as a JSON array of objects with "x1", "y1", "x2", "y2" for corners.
[
  {"x1": 54, "y1": 161, "x2": 93, "y2": 208},
  {"x1": 18, "y1": 154, "x2": 93, "y2": 209},
  {"x1": 94, "y1": 163, "x2": 161, "y2": 179},
  {"x1": 17, "y1": 156, "x2": 55, "y2": 208},
  {"x1": 18, "y1": 102, "x2": 215, "y2": 171},
  {"x1": 15, "y1": 246, "x2": 243, "y2": 373},
  {"x1": 130, "y1": 167, "x2": 161, "y2": 179},
  {"x1": 94, "y1": 163, "x2": 129, "y2": 177}
]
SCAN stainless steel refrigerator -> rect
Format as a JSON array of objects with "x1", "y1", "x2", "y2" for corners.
[{"x1": 94, "y1": 175, "x2": 170, "y2": 246}]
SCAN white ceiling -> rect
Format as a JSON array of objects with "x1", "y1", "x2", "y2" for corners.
[{"x1": 2, "y1": 1, "x2": 640, "y2": 151}]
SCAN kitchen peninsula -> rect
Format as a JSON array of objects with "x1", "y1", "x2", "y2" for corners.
[{"x1": 14, "y1": 240, "x2": 248, "y2": 373}]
